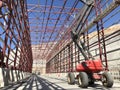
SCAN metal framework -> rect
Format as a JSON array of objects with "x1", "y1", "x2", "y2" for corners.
[
  {"x1": 28, "y1": 0, "x2": 81, "y2": 60},
  {"x1": 0, "y1": 0, "x2": 120, "y2": 74},
  {"x1": 46, "y1": 0, "x2": 120, "y2": 73},
  {"x1": 0, "y1": 0, "x2": 33, "y2": 72}
]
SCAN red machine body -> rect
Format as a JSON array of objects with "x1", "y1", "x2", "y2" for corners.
[{"x1": 76, "y1": 59, "x2": 103, "y2": 73}]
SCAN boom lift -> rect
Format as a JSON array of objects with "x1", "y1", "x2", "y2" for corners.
[{"x1": 67, "y1": 0, "x2": 114, "y2": 88}]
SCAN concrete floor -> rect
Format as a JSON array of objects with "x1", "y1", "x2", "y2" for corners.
[{"x1": 1, "y1": 74, "x2": 120, "y2": 90}]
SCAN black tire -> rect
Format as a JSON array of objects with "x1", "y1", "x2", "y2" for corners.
[
  {"x1": 102, "y1": 72, "x2": 114, "y2": 88},
  {"x1": 67, "y1": 72, "x2": 75, "y2": 85},
  {"x1": 78, "y1": 72, "x2": 89, "y2": 88}
]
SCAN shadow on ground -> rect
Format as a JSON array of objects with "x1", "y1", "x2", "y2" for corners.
[
  {"x1": 1, "y1": 74, "x2": 66, "y2": 90},
  {"x1": 1, "y1": 74, "x2": 120, "y2": 90}
]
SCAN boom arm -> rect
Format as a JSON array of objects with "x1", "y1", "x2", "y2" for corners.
[{"x1": 71, "y1": 0, "x2": 94, "y2": 60}]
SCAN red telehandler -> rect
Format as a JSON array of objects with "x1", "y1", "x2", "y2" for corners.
[{"x1": 67, "y1": 0, "x2": 114, "y2": 88}]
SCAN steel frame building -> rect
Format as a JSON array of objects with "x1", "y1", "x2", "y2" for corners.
[{"x1": 0, "y1": 0, "x2": 120, "y2": 78}]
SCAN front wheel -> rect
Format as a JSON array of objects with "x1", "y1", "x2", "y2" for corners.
[
  {"x1": 102, "y1": 72, "x2": 114, "y2": 88},
  {"x1": 67, "y1": 72, "x2": 75, "y2": 85},
  {"x1": 78, "y1": 72, "x2": 89, "y2": 88}
]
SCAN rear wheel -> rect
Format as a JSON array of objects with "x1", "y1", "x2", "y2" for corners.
[
  {"x1": 102, "y1": 72, "x2": 113, "y2": 88},
  {"x1": 78, "y1": 72, "x2": 89, "y2": 88},
  {"x1": 67, "y1": 72, "x2": 75, "y2": 85}
]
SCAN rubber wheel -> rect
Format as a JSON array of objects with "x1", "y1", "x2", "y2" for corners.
[
  {"x1": 67, "y1": 72, "x2": 75, "y2": 85},
  {"x1": 102, "y1": 72, "x2": 114, "y2": 88},
  {"x1": 78, "y1": 72, "x2": 89, "y2": 88}
]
